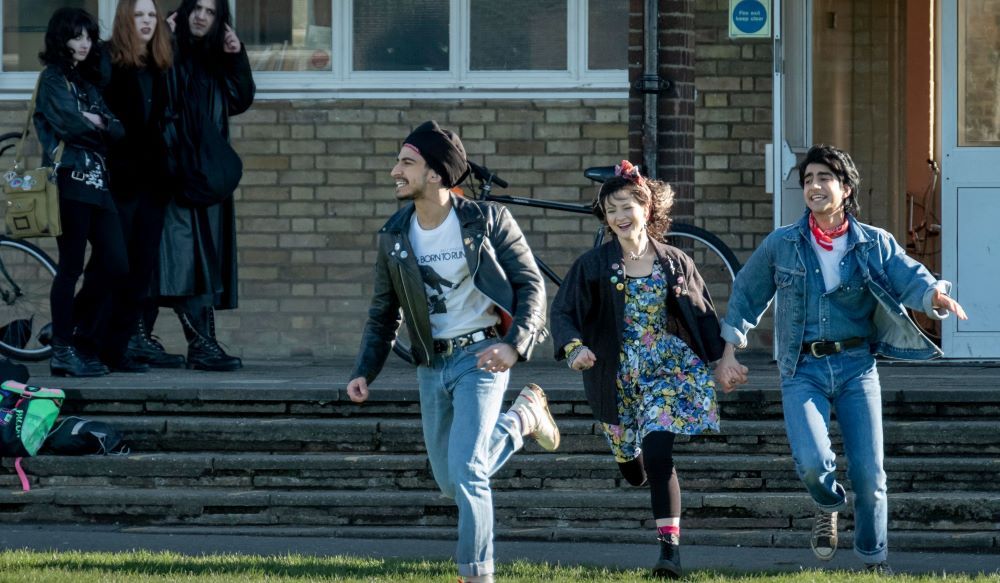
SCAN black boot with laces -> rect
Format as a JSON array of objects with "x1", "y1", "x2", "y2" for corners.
[
  {"x1": 126, "y1": 318, "x2": 185, "y2": 368},
  {"x1": 652, "y1": 534, "x2": 682, "y2": 579},
  {"x1": 177, "y1": 307, "x2": 242, "y2": 372},
  {"x1": 50, "y1": 340, "x2": 107, "y2": 377}
]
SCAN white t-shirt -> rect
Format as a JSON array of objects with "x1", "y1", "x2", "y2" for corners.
[
  {"x1": 809, "y1": 233, "x2": 848, "y2": 292},
  {"x1": 409, "y1": 208, "x2": 499, "y2": 339}
]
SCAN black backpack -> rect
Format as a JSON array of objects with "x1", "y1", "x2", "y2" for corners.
[{"x1": 41, "y1": 417, "x2": 128, "y2": 456}]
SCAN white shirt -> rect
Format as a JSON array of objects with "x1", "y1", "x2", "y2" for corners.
[
  {"x1": 809, "y1": 232, "x2": 849, "y2": 292},
  {"x1": 408, "y1": 208, "x2": 498, "y2": 339}
]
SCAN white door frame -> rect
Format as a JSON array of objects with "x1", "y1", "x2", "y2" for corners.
[{"x1": 939, "y1": 0, "x2": 1000, "y2": 358}]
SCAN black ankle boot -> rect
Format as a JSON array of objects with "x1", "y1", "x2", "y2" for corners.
[
  {"x1": 177, "y1": 307, "x2": 242, "y2": 372},
  {"x1": 50, "y1": 340, "x2": 107, "y2": 377},
  {"x1": 108, "y1": 353, "x2": 151, "y2": 373},
  {"x1": 652, "y1": 535, "x2": 681, "y2": 579},
  {"x1": 126, "y1": 318, "x2": 185, "y2": 368}
]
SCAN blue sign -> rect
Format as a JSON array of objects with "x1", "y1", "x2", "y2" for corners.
[{"x1": 732, "y1": 0, "x2": 768, "y2": 35}]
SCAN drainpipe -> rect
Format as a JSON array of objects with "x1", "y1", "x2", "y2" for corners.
[{"x1": 642, "y1": 0, "x2": 659, "y2": 179}]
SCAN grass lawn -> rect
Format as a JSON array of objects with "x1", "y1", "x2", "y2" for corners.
[{"x1": 0, "y1": 550, "x2": 995, "y2": 582}]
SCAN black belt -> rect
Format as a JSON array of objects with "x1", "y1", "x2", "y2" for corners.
[
  {"x1": 802, "y1": 337, "x2": 867, "y2": 358},
  {"x1": 433, "y1": 326, "x2": 498, "y2": 355}
]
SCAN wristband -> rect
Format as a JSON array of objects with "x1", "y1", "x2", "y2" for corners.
[
  {"x1": 563, "y1": 339, "x2": 583, "y2": 358},
  {"x1": 566, "y1": 345, "x2": 587, "y2": 368}
]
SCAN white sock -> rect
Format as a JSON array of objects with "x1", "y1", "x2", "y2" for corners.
[{"x1": 506, "y1": 410, "x2": 528, "y2": 435}]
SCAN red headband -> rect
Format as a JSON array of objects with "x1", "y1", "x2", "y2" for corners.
[{"x1": 614, "y1": 160, "x2": 645, "y2": 186}]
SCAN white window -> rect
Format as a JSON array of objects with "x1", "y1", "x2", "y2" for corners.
[{"x1": 0, "y1": 0, "x2": 628, "y2": 99}]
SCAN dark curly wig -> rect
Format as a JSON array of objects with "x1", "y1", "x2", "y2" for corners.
[
  {"x1": 592, "y1": 175, "x2": 675, "y2": 242},
  {"x1": 38, "y1": 7, "x2": 102, "y2": 83}
]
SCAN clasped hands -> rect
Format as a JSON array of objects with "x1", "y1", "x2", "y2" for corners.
[{"x1": 569, "y1": 343, "x2": 749, "y2": 393}]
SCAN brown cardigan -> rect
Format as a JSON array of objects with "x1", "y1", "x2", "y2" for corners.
[{"x1": 549, "y1": 237, "x2": 725, "y2": 424}]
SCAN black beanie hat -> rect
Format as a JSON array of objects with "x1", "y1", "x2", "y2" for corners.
[{"x1": 402, "y1": 121, "x2": 470, "y2": 188}]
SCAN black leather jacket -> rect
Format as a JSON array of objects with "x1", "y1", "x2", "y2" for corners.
[
  {"x1": 350, "y1": 194, "x2": 547, "y2": 384},
  {"x1": 33, "y1": 65, "x2": 124, "y2": 171}
]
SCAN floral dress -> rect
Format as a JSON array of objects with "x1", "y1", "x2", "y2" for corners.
[{"x1": 601, "y1": 260, "x2": 720, "y2": 462}]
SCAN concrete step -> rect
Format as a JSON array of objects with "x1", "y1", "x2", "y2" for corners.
[
  {"x1": 1, "y1": 487, "x2": 997, "y2": 552},
  {"x1": 61, "y1": 416, "x2": 1000, "y2": 455},
  {"x1": 59, "y1": 382, "x2": 1000, "y2": 422},
  {"x1": 6, "y1": 453, "x2": 1000, "y2": 494}
]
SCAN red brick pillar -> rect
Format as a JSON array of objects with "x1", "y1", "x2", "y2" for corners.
[{"x1": 628, "y1": 0, "x2": 696, "y2": 219}]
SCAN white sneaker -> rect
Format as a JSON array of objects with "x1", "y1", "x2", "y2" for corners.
[{"x1": 509, "y1": 383, "x2": 560, "y2": 451}]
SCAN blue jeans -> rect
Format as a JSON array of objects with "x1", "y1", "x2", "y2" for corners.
[
  {"x1": 780, "y1": 345, "x2": 888, "y2": 563},
  {"x1": 416, "y1": 338, "x2": 524, "y2": 578}
]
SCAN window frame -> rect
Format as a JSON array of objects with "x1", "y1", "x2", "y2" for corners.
[{"x1": 0, "y1": 0, "x2": 627, "y2": 99}]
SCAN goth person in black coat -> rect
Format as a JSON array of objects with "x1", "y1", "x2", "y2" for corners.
[
  {"x1": 134, "y1": 0, "x2": 255, "y2": 371},
  {"x1": 34, "y1": 8, "x2": 125, "y2": 377},
  {"x1": 84, "y1": 0, "x2": 182, "y2": 372}
]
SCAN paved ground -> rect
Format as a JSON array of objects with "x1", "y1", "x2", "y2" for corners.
[
  {"x1": 22, "y1": 349, "x2": 1000, "y2": 394},
  {"x1": 0, "y1": 524, "x2": 997, "y2": 576}
]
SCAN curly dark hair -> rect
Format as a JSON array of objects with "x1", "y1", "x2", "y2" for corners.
[
  {"x1": 38, "y1": 7, "x2": 102, "y2": 83},
  {"x1": 798, "y1": 144, "x2": 862, "y2": 217},
  {"x1": 592, "y1": 176, "x2": 675, "y2": 242},
  {"x1": 174, "y1": 0, "x2": 234, "y2": 63}
]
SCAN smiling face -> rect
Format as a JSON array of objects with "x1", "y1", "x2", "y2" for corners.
[
  {"x1": 802, "y1": 161, "x2": 852, "y2": 222},
  {"x1": 391, "y1": 145, "x2": 439, "y2": 201},
  {"x1": 66, "y1": 29, "x2": 91, "y2": 63},
  {"x1": 134, "y1": 0, "x2": 157, "y2": 44},
  {"x1": 602, "y1": 189, "x2": 649, "y2": 242},
  {"x1": 188, "y1": 0, "x2": 217, "y2": 38}
]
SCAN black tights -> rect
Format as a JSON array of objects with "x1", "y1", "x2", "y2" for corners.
[
  {"x1": 642, "y1": 431, "x2": 681, "y2": 519},
  {"x1": 51, "y1": 197, "x2": 128, "y2": 345}
]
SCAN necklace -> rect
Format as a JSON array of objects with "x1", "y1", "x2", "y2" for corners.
[{"x1": 626, "y1": 239, "x2": 649, "y2": 261}]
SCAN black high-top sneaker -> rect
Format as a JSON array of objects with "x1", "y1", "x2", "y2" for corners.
[{"x1": 652, "y1": 534, "x2": 682, "y2": 579}]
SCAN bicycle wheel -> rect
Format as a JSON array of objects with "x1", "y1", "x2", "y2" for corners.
[
  {"x1": 0, "y1": 238, "x2": 57, "y2": 361},
  {"x1": 665, "y1": 223, "x2": 741, "y2": 313}
]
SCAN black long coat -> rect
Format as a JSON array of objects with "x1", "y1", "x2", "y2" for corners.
[
  {"x1": 102, "y1": 62, "x2": 172, "y2": 201},
  {"x1": 549, "y1": 238, "x2": 726, "y2": 425},
  {"x1": 155, "y1": 44, "x2": 255, "y2": 309}
]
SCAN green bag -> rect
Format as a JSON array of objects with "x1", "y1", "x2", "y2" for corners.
[
  {"x1": 2, "y1": 75, "x2": 64, "y2": 239},
  {"x1": 0, "y1": 380, "x2": 64, "y2": 457}
]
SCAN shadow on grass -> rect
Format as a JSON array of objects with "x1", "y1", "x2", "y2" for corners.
[{"x1": 0, "y1": 551, "x2": 450, "y2": 580}]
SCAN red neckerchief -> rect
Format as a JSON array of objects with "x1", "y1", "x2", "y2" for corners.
[{"x1": 809, "y1": 213, "x2": 849, "y2": 251}]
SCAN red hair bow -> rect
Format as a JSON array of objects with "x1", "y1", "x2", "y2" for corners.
[{"x1": 614, "y1": 160, "x2": 645, "y2": 186}]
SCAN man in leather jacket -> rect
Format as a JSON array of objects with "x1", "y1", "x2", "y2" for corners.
[{"x1": 346, "y1": 121, "x2": 559, "y2": 583}]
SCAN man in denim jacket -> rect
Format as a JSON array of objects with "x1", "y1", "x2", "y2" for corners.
[{"x1": 715, "y1": 145, "x2": 967, "y2": 574}]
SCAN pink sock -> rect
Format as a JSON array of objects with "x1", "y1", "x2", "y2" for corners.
[{"x1": 657, "y1": 524, "x2": 680, "y2": 538}]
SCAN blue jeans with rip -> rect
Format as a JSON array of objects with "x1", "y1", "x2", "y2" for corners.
[
  {"x1": 416, "y1": 338, "x2": 524, "y2": 578},
  {"x1": 780, "y1": 345, "x2": 888, "y2": 563}
]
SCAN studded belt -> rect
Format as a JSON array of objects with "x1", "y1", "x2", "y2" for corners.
[{"x1": 433, "y1": 326, "x2": 499, "y2": 355}]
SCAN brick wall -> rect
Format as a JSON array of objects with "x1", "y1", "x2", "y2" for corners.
[
  {"x1": 215, "y1": 100, "x2": 628, "y2": 358},
  {"x1": 1, "y1": 1, "x2": 785, "y2": 358}
]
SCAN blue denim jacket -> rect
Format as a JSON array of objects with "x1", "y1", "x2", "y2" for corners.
[{"x1": 722, "y1": 212, "x2": 950, "y2": 377}]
